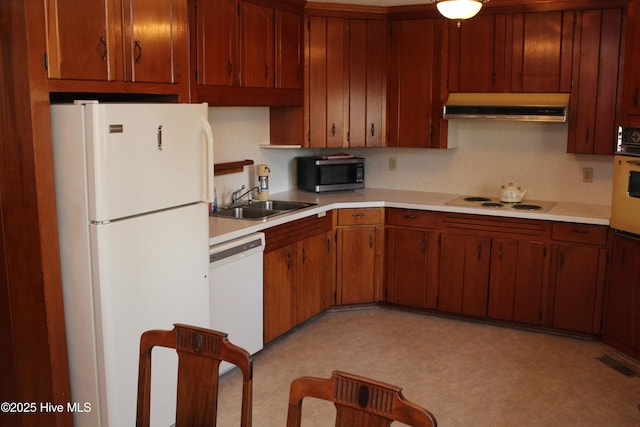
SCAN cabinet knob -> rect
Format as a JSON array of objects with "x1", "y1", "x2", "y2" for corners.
[
  {"x1": 134, "y1": 40, "x2": 142, "y2": 64},
  {"x1": 100, "y1": 36, "x2": 107, "y2": 62}
]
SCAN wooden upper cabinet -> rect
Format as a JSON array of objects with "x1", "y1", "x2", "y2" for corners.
[
  {"x1": 348, "y1": 19, "x2": 386, "y2": 148},
  {"x1": 568, "y1": 8, "x2": 624, "y2": 155},
  {"x1": 510, "y1": 10, "x2": 574, "y2": 93},
  {"x1": 46, "y1": 0, "x2": 188, "y2": 85},
  {"x1": 306, "y1": 16, "x2": 348, "y2": 148},
  {"x1": 45, "y1": 0, "x2": 118, "y2": 80},
  {"x1": 276, "y1": 9, "x2": 303, "y2": 89},
  {"x1": 195, "y1": 0, "x2": 238, "y2": 86},
  {"x1": 447, "y1": 10, "x2": 573, "y2": 93},
  {"x1": 622, "y1": 0, "x2": 640, "y2": 122},
  {"x1": 123, "y1": 0, "x2": 188, "y2": 84},
  {"x1": 240, "y1": 1, "x2": 275, "y2": 88},
  {"x1": 388, "y1": 18, "x2": 444, "y2": 148},
  {"x1": 447, "y1": 14, "x2": 507, "y2": 92}
]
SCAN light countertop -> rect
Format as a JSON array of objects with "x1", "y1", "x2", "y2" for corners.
[{"x1": 208, "y1": 188, "x2": 611, "y2": 246}]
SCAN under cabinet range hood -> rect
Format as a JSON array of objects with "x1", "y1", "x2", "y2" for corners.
[{"x1": 443, "y1": 93, "x2": 570, "y2": 122}]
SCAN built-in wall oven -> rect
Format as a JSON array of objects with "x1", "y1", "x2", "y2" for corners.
[{"x1": 611, "y1": 126, "x2": 640, "y2": 236}]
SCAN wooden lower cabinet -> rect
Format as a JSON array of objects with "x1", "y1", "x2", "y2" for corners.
[
  {"x1": 488, "y1": 238, "x2": 548, "y2": 325},
  {"x1": 385, "y1": 209, "x2": 438, "y2": 308},
  {"x1": 438, "y1": 233, "x2": 491, "y2": 317},
  {"x1": 603, "y1": 232, "x2": 640, "y2": 359},
  {"x1": 263, "y1": 213, "x2": 332, "y2": 343},
  {"x1": 548, "y1": 223, "x2": 608, "y2": 334},
  {"x1": 336, "y1": 208, "x2": 383, "y2": 304},
  {"x1": 436, "y1": 213, "x2": 551, "y2": 324}
]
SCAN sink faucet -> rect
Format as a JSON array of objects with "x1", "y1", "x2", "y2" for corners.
[{"x1": 231, "y1": 185, "x2": 261, "y2": 204}]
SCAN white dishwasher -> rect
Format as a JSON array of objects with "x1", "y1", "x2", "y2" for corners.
[{"x1": 209, "y1": 232, "x2": 265, "y2": 374}]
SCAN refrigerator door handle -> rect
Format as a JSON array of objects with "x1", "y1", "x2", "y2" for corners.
[{"x1": 198, "y1": 117, "x2": 215, "y2": 203}]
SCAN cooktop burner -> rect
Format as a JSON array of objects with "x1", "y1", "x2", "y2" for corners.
[{"x1": 446, "y1": 196, "x2": 555, "y2": 212}]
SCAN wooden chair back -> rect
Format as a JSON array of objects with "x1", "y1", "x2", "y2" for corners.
[
  {"x1": 286, "y1": 370, "x2": 437, "y2": 427},
  {"x1": 136, "y1": 323, "x2": 252, "y2": 427}
]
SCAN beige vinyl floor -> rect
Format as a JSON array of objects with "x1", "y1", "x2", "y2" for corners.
[{"x1": 215, "y1": 307, "x2": 640, "y2": 426}]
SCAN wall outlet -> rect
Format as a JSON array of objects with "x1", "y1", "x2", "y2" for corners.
[
  {"x1": 389, "y1": 157, "x2": 397, "y2": 172},
  {"x1": 582, "y1": 167, "x2": 593, "y2": 183}
]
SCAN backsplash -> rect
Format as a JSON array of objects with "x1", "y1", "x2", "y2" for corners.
[{"x1": 209, "y1": 107, "x2": 613, "y2": 206}]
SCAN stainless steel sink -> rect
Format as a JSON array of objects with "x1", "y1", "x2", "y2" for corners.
[
  {"x1": 249, "y1": 200, "x2": 316, "y2": 211},
  {"x1": 212, "y1": 206, "x2": 279, "y2": 220},
  {"x1": 211, "y1": 200, "x2": 317, "y2": 220}
]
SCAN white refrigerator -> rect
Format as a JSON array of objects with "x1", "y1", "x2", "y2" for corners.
[{"x1": 50, "y1": 101, "x2": 214, "y2": 427}]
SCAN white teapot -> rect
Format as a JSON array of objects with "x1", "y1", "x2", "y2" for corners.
[{"x1": 500, "y1": 182, "x2": 527, "y2": 203}]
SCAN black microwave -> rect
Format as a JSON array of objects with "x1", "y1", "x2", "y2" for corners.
[{"x1": 296, "y1": 156, "x2": 365, "y2": 192}]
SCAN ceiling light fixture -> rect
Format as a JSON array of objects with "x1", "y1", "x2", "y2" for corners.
[{"x1": 434, "y1": 0, "x2": 489, "y2": 26}]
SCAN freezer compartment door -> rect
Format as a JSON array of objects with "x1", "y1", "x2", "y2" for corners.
[
  {"x1": 70, "y1": 204, "x2": 209, "y2": 427},
  {"x1": 84, "y1": 102, "x2": 213, "y2": 221}
]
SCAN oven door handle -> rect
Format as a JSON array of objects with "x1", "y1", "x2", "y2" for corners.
[{"x1": 627, "y1": 160, "x2": 640, "y2": 167}]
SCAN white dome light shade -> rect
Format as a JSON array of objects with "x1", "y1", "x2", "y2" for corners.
[{"x1": 435, "y1": 0, "x2": 484, "y2": 21}]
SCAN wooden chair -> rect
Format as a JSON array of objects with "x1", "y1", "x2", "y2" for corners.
[
  {"x1": 136, "y1": 323, "x2": 253, "y2": 427},
  {"x1": 286, "y1": 370, "x2": 437, "y2": 427}
]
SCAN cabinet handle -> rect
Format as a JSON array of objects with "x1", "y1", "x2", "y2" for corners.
[
  {"x1": 302, "y1": 247, "x2": 307, "y2": 263},
  {"x1": 585, "y1": 127, "x2": 590, "y2": 142},
  {"x1": 370, "y1": 123, "x2": 375, "y2": 136},
  {"x1": 331, "y1": 123, "x2": 336, "y2": 137},
  {"x1": 477, "y1": 244, "x2": 482, "y2": 259},
  {"x1": 559, "y1": 252, "x2": 564, "y2": 268},
  {"x1": 634, "y1": 88, "x2": 639, "y2": 108},
  {"x1": 352, "y1": 213, "x2": 366, "y2": 218},
  {"x1": 134, "y1": 40, "x2": 142, "y2": 64},
  {"x1": 403, "y1": 214, "x2": 417, "y2": 220},
  {"x1": 422, "y1": 239, "x2": 427, "y2": 253},
  {"x1": 286, "y1": 251, "x2": 292, "y2": 271},
  {"x1": 619, "y1": 248, "x2": 626, "y2": 265},
  {"x1": 326, "y1": 237, "x2": 332, "y2": 253},
  {"x1": 498, "y1": 246, "x2": 503, "y2": 260},
  {"x1": 264, "y1": 63, "x2": 269, "y2": 79},
  {"x1": 100, "y1": 36, "x2": 107, "y2": 62},
  {"x1": 572, "y1": 229, "x2": 588, "y2": 235},
  {"x1": 369, "y1": 234, "x2": 374, "y2": 249},
  {"x1": 227, "y1": 60, "x2": 232, "y2": 78}
]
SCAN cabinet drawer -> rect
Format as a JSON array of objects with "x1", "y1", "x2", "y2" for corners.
[
  {"x1": 337, "y1": 208, "x2": 383, "y2": 226},
  {"x1": 552, "y1": 222, "x2": 608, "y2": 245},
  {"x1": 386, "y1": 208, "x2": 435, "y2": 228}
]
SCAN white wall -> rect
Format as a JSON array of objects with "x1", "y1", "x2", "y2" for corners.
[{"x1": 209, "y1": 107, "x2": 613, "y2": 206}]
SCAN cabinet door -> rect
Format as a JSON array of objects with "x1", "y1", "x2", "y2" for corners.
[
  {"x1": 124, "y1": 0, "x2": 187, "y2": 83},
  {"x1": 45, "y1": 0, "x2": 116, "y2": 80},
  {"x1": 348, "y1": 19, "x2": 385, "y2": 148},
  {"x1": 307, "y1": 16, "x2": 347, "y2": 148},
  {"x1": 337, "y1": 227, "x2": 378, "y2": 304},
  {"x1": 438, "y1": 233, "x2": 490, "y2": 316},
  {"x1": 240, "y1": 1, "x2": 274, "y2": 88},
  {"x1": 296, "y1": 233, "x2": 327, "y2": 324},
  {"x1": 603, "y1": 235, "x2": 638, "y2": 346},
  {"x1": 568, "y1": 9, "x2": 623, "y2": 154},
  {"x1": 510, "y1": 11, "x2": 573, "y2": 92},
  {"x1": 551, "y1": 244, "x2": 606, "y2": 334},
  {"x1": 388, "y1": 18, "x2": 439, "y2": 148},
  {"x1": 386, "y1": 228, "x2": 437, "y2": 308},
  {"x1": 489, "y1": 239, "x2": 547, "y2": 325},
  {"x1": 195, "y1": 0, "x2": 238, "y2": 86},
  {"x1": 622, "y1": 0, "x2": 640, "y2": 120},
  {"x1": 447, "y1": 14, "x2": 506, "y2": 92},
  {"x1": 275, "y1": 9, "x2": 302, "y2": 89},
  {"x1": 263, "y1": 245, "x2": 295, "y2": 343}
]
